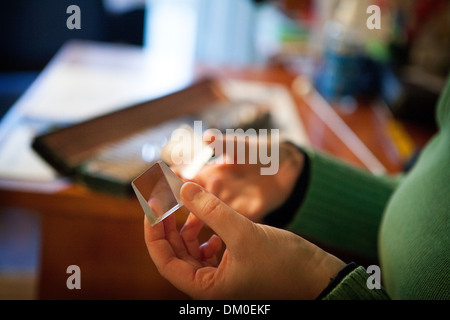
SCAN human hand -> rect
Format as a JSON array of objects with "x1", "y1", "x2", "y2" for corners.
[
  {"x1": 189, "y1": 135, "x2": 304, "y2": 222},
  {"x1": 144, "y1": 182, "x2": 345, "y2": 299}
]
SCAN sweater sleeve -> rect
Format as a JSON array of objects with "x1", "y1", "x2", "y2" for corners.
[
  {"x1": 285, "y1": 148, "x2": 400, "y2": 261},
  {"x1": 321, "y1": 265, "x2": 391, "y2": 300}
]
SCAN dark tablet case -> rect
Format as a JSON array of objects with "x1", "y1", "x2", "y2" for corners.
[{"x1": 32, "y1": 78, "x2": 226, "y2": 195}]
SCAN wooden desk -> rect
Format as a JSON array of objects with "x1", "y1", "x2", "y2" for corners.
[{"x1": 0, "y1": 49, "x2": 435, "y2": 300}]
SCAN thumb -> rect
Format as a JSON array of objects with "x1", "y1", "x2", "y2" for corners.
[{"x1": 180, "y1": 182, "x2": 252, "y2": 248}]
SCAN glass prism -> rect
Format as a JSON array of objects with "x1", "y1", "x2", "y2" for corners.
[{"x1": 132, "y1": 160, "x2": 184, "y2": 225}]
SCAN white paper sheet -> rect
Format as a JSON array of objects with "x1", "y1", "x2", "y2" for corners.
[
  {"x1": 0, "y1": 122, "x2": 57, "y2": 182},
  {"x1": 219, "y1": 79, "x2": 310, "y2": 147}
]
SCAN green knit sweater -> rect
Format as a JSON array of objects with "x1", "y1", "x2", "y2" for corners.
[{"x1": 287, "y1": 77, "x2": 450, "y2": 300}]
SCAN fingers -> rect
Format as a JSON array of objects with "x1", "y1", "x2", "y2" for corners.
[
  {"x1": 180, "y1": 214, "x2": 222, "y2": 266},
  {"x1": 144, "y1": 211, "x2": 166, "y2": 243},
  {"x1": 180, "y1": 213, "x2": 223, "y2": 266},
  {"x1": 145, "y1": 214, "x2": 224, "y2": 299},
  {"x1": 144, "y1": 216, "x2": 206, "y2": 296},
  {"x1": 145, "y1": 182, "x2": 251, "y2": 298},
  {"x1": 200, "y1": 234, "x2": 222, "y2": 265},
  {"x1": 162, "y1": 214, "x2": 191, "y2": 259},
  {"x1": 179, "y1": 213, "x2": 203, "y2": 260},
  {"x1": 145, "y1": 213, "x2": 190, "y2": 261},
  {"x1": 180, "y1": 182, "x2": 253, "y2": 249}
]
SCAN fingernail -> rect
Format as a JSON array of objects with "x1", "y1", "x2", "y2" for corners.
[{"x1": 181, "y1": 182, "x2": 202, "y2": 201}]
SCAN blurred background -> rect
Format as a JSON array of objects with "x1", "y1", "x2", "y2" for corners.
[
  {"x1": 1, "y1": 0, "x2": 449, "y2": 122},
  {"x1": 0, "y1": 0, "x2": 449, "y2": 299}
]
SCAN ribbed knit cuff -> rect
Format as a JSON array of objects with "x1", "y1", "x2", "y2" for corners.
[
  {"x1": 286, "y1": 149, "x2": 399, "y2": 260},
  {"x1": 316, "y1": 262, "x2": 359, "y2": 299},
  {"x1": 321, "y1": 266, "x2": 391, "y2": 300}
]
